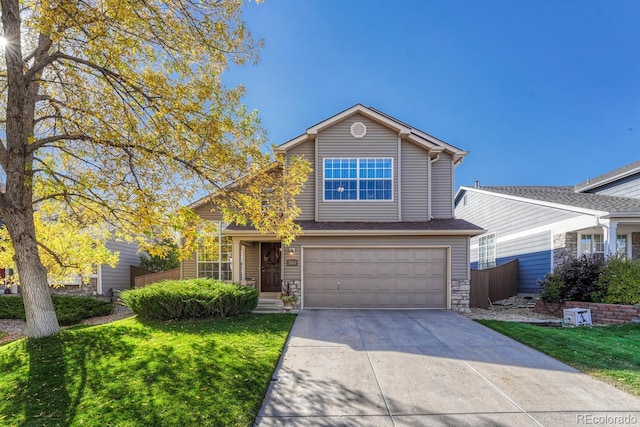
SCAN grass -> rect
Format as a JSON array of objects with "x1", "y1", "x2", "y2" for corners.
[
  {"x1": 0, "y1": 314, "x2": 295, "y2": 426},
  {"x1": 478, "y1": 320, "x2": 640, "y2": 396}
]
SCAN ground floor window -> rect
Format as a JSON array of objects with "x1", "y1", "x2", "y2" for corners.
[
  {"x1": 579, "y1": 233, "x2": 628, "y2": 257},
  {"x1": 478, "y1": 232, "x2": 496, "y2": 270},
  {"x1": 197, "y1": 222, "x2": 232, "y2": 281}
]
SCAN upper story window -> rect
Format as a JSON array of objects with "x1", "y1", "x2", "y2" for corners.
[
  {"x1": 324, "y1": 158, "x2": 393, "y2": 201},
  {"x1": 478, "y1": 232, "x2": 496, "y2": 270}
]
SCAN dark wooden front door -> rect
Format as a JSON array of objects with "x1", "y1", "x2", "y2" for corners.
[{"x1": 261, "y1": 242, "x2": 281, "y2": 292}]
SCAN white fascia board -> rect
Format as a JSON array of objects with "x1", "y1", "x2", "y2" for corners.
[
  {"x1": 409, "y1": 128, "x2": 467, "y2": 156},
  {"x1": 601, "y1": 212, "x2": 640, "y2": 219},
  {"x1": 274, "y1": 133, "x2": 312, "y2": 153},
  {"x1": 576, "y1": 167, "x2": 640, "y2": 192},
  {"x1": 459, "y1": 186, "x2": 609, "y2": 217}
]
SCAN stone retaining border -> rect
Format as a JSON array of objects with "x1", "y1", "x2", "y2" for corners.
[{"x1": 534, "y1": 300, "x2": 640, "y2": 325}]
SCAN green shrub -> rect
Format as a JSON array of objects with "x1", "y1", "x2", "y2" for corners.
[
  {"x1": 597, "y1": 256, "x2": 640, "y2": 304},
  {"x1": 539, "y1": 254, "x2": 605, "y2": 302},
  {"x1": 51, "y1": 295, "x2": 114, "y2": 325},
  {"x1": 0, "y1": 295, "x2": 114, "y2": 326},
  {"x1": 120, "y1": 279, "x2": 259, "y2": 320}
]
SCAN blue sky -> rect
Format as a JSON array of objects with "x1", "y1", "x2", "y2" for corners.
[{"x1": 226, "y1": 0, "x2": 640, "y2": 190}]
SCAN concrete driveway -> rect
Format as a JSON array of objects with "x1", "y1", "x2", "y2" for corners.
[{"x1": 256, "y1": 310, "x2": 640, "y2": 426}]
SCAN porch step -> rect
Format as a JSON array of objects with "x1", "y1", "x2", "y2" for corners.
[
  {"x1": 252, "y1": 298, "x2": 299, "y2": 314},
  {"x1": 253, "y1": 298, "x2": 285, "y2": 313}
]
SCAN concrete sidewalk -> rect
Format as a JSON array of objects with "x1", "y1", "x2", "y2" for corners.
[{"x1": 256, "y1": 310, "x2": 640, "y2": 426}]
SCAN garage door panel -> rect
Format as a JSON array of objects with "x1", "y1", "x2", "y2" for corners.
[{"x1": 304, "y1": 247, "x2": 448, "y2": 309}]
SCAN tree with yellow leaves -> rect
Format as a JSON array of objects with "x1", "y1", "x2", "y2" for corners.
[{"x1": 0, "y1": 0, "x2": 308, "y2": 338}]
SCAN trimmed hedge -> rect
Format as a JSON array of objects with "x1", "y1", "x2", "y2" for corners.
[
  {"x1": 0, "y1": 295, "x2": 114, "y2": 326},
  {"x1": 120, "y1": 279, "x2": 259, "y2": 320}
]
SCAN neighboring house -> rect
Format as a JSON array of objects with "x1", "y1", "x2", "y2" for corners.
[
  {"x1": 181, "y1": 104, "x2": 483, "y2": 312},
  {"x1": 454, "y1": 160, "x2": 640, "y2": 294},
  {"x1": 55, "y1": 240, "x2": 142, "y2": 296}
]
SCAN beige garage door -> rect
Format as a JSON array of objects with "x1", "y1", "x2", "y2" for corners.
[{"x1": 303, "y1": 247, "x2": 448, "y2": 309}]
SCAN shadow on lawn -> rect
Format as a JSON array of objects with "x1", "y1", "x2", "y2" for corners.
[{"x1": 8, "y1": 324, "x2": 144, "y2": 426}]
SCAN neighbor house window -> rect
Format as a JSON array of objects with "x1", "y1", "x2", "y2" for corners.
[
  {"x1": 580, "y1": 234, "x2": 604, "y2": 256},
  {"x1": 617, "y1": 234, "x2": 629, "y2": 257},
  {"x1": 197, "y1": 222, "x2": 232, "y2": 281},
  {"x1": 580, "y1": 233, "x2": 629, "y2": 257},
  {"x1": 324, "y1": 158, "x2": 393, "y2": 201},
  {"x1": 478, "y1": 232, "x2": 496, "y2": 270}
]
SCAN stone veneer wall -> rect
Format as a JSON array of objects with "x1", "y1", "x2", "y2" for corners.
[
  {"x1": 49, "y1": 278, "x2": 98, "y2": 296},
  {"x1": 534, "y1": 300, "x2": 640, "y2": 325},
  {"x1": 632, "y1": 233, "x2": 640, "y2": 261},
  {"x1": 451, "y1": 280, "x2": 470, "y2": 313},
  {"x1": 553, "y1": 232, "x2": 578, "y2": 268}
]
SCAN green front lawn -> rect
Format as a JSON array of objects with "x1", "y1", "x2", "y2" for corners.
[
  {"x1": 478, "y1": 320, "x2": 640, "y2": 396},
  {"x1": 0, "y1": 314, "x2": 295, "y2": 426}
]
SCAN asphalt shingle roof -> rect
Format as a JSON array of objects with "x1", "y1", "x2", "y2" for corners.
[
  {"x1": 478, "y1": 186, "x2": 640, "y2": 214},
  {"x1": 227, "y1": 219, "x2": 483, "y2": 232},
  {"x1": 574, "y1": 160, "x2": 640, "y2": 192}
]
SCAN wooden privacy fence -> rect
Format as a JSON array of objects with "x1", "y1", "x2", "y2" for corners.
[
  {"x1": 133, "y1": 268, "x2": 180, "y2": 288},
  {"x1": 470, "y1": 259, "x2": 519, "y2": 309}
]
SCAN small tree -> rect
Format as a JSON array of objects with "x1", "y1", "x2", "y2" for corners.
[{"x1": 139, "y1": 240, "x2": 180, "y2": 272}]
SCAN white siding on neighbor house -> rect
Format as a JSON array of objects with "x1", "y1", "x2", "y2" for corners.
[
  {"x1": 400, "y1": 140, "x2": 429, "y2": 221},
  {"x1": 455, "y1": 190, "x2": 580, "y2": 239},
  {"x1": 586, "y1": 173, "x2": 640, "y2": 199},
  {"x1": 283, "y1": 235, "x2": 469, "y2": 282},
  {"x1": 316, "y1": 114, "x2": 399, "y2": 222},
  {"x1": 456, "y1": 189, "x2": 587, "y2": 293},
  {"x1": 102, "y1": 240, "x2": 140, "y2": 293},
  {"x1": 287, "y1": 139, "x2": 315, "y2": 220},
  {"x1": 431, "y1": 153, "x2": 453, "y2": 219}
]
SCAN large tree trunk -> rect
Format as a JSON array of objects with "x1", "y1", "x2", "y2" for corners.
[
  {"x1": 4, "y1": 208, "x2": 60, "y2": 338},
  {"x1": 0, "y1": 0, "x2": 60, "y2": 337}
]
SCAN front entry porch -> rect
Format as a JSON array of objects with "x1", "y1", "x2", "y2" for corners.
[{"x1": 234, "y1": 239, "x2": 288, "y2": 297}]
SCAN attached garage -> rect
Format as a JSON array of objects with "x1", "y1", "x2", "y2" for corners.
[{"x1": 302, "y1": 247, "x2": 449, "y2": 309}]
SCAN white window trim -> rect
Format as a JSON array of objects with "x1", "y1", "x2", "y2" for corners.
[
  {"x1": 477, "y1": 232, "x2": 497, "y2": 270},
  {"x1": 196, "y1": 221, "x2": 232, "y2": 281},
  {"x1": 577, "y1": 232, "x2": 631, "y2": 257},
  {"x1": 322, "y1": 157, "x2": 394, "y2": 202}
]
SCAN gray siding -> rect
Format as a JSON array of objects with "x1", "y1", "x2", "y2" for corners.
[
  {"x1": 102, "y1": 240, "x2": 140, "y2": 293},
  {"x1": 244, "y1": 244, "x2": 259, "y2": 283},
  {"x1": 455, "y1": 190, "x2": 580, "y2": 241},
  {"x1": 456, "y1": 190, "x2": 582, "y2": 293},
  {"x1": 194, "y1": 201, "x2": 223, "y2": 221},
  {"x1": 284, "y1": 235, "x2": 469, "y2": 281},
  {"x1": 316, "y1": 114, "x2": 399, "y2": 221},
  {"x1": 287, "y1": 140, "x2": 315, "y2": 220},
  {"x1": 400, "y1": 140, "x2": 429, "y2": 220},
  {"x1": 587, "y1": 173, "x2": 640, "y2": 199},
  {"x1": 431, "y1": 153, "x2": 453, "y2": 219}
]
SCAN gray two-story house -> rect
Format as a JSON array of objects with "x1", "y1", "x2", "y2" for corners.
[{"x1": 181, "y1": 105, "x2": 483, "y2": 312}]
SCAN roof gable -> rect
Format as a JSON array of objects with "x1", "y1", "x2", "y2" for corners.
[
  {"x1": 275, "y1": 104, "x2": 467, "y2": 163},
  {"x1": 458, "y1": 185, "x2": 640, "y2": 216},
  {"x1": 575, "y1": 160, "x2": 640, "y2": 193}
]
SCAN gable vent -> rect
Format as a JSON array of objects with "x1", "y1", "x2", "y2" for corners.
[{"x1": 350, "y1": 122, "x2": 367, "y2": 138}]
